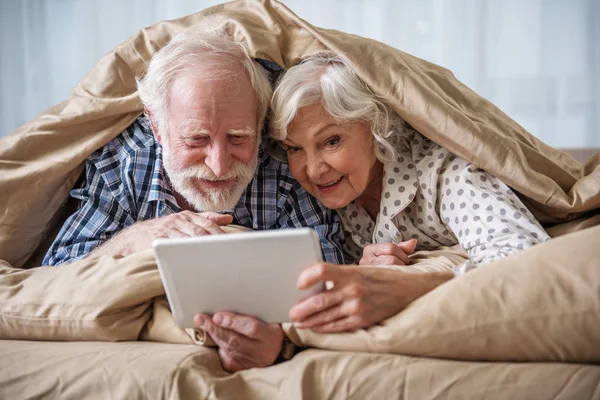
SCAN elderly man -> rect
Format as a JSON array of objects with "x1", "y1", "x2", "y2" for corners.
[{"x1": 43, "y1": 29, "x2": 344, "y2": 372}]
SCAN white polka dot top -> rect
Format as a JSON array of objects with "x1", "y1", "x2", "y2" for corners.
[{"x1": 338, "y1": 127, "x2": 550, "y2": 273}]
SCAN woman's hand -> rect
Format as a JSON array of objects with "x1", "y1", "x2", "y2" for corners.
[
  {"x1": 290, "y1": 262, "x2": 452, "y2": 333},
  {"x1": 359, "y1": 239, "x2": 417, "y2": 266}
]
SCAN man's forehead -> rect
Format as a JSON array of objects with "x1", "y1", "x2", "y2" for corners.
[
  {"x1": 168, "y1": 75, "x2": 257, "y2": 115},
  {"x1": 166, "y1": 70, "x2": 259, "y2": 135},
  {"x1": 171, "y1": 68, "x2": 253, "y2": 97}
]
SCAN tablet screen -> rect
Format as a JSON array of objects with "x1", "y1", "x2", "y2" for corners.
[{"x1": 153, "y1": 228, "x2": 324, "y2": 327}]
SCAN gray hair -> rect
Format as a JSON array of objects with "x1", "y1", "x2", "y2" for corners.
[
  {"x1": 137, "y1": 28, "x2": 273, "y2": 134},
  {"x1": 270, "y1": 53, "x2": 405, "y2": 162}
]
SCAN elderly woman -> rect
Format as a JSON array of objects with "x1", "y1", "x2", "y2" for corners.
[{"x1": 270, "y1": 53, "x2": 550, "y2": 333}]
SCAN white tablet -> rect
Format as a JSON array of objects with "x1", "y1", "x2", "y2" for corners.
[{"x1": 152, "y1": 228, "x2": 325, "y2": 328}]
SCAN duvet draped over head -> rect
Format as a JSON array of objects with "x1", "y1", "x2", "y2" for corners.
[{"x1": 1, "y1": 0, "x2": 598, "y2": 269}]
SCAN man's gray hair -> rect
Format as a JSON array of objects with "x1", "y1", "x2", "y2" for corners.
[
  {"x1": 270, "y1": 53, "x2": 405, "y2": 162},
  {"x1": 137, "y1": 28, "x2": 272, "y2": 134}
]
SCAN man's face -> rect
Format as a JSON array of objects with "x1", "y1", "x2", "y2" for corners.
[{"x1": 157, "y1": 70, "x2": 259, "y2": 212}]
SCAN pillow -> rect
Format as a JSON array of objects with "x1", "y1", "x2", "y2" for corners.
[
  {"x1": 286, "y1": 225, "x2": 600, "y2": 363},
  {"x1": 0, "y1": 225, "x2": 249, "y2": 343},
  {"x1": 0, "y1": 250, "x2": 161, "y2": 341}
]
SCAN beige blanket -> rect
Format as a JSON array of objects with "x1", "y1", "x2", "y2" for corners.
[
  {"x1": 0, "y1": 1, "x2": 599, "y2": 398},
  {"x1": 2, "y1": 340, "x2": 599, "y2": 400},
  {"x1": 1, "y1": 225, "x2": 600, "y2": 398},
  {"x1": 1, "y1": 222, "x2": 599, "y2": 363}
]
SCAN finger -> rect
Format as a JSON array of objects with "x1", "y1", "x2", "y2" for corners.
[
  {"x1": 359, "y1": 255, "x2": 379, "y2": 266},
  {"x1": 359, "y1": 254, "x2": 405, "y2": 266},
  {"x1": 300, "y1": 289, "x2": 369, "y2": 328},
  {"x1": 396, "y1": 239, "x2": 417, "y2": 255},
  {"x1": 358, "y1": 255, "x2": 375, "y2": 266},
  {"x1": 390, "y1": 248, "x2": 409, "y2": 265},
  {"x1": 213, "y1": 312, "x2": 266, "y2": 340},
  {"x1": 267, "y1": 323, "x2": 284, "y2": 336},
  {"x1": 293, "y1": 304, "x2": 346, "y2": 329},
  {"x1": 312, "y1": 315, "x2": 365, "y2": 334},
  {"x1": 360, "y1": 244, "x2": 379, "y2": 258},
  {"x1": 289, "y1": 289, "x2": 345, "y2": 322},
  {"x1": 171, "y1": 221, "x2": 210, "y2": 237},
  {"x1": 218, "y1": 347, "x2": 246, "y2": 373},
  {"x1": 194, "y1": 313, "x2": 219, "y2": 340},
  {"x1": 199, "y1": 212, "x2": 234, "y2": 226},
  {"x1": 197, "y1": 219, "x2": 229, "y2": 235},
  {"x1": 372, "y1": 255, "x2": 405, "y2": 266},
  {"x1": 362, "y1": 243, "x2": 400, "y2": 257},
  {"x1": 296, "y1": 263, "x2": 351, "y2": 290},
  {"x1": 182, "y1": 213, "x2": 226, "y2": 235},
  {"x1": 165, "y1": 227, "x2": 191, "y2": 238},
  {"x1": 363, "y1": 243, "x2": 409, "y2": 264},
  {"x1": 375, "y1": 243, "x2": 409, "y2": 264},
  {"x1": 194, "y1": 314, "x2": 248, "y2": 350}
]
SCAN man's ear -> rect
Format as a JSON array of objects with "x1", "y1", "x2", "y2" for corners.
[{"x1": 145, "y1": 106, "x2": 163, "y2": 145}]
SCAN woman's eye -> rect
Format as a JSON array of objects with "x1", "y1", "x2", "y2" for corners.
[
  {"x1": 326, "y1": 136, "x2": 341, "y2": 147},
  {"x1": 285, "y1": 145, "x2": 302, "y2": 155}
]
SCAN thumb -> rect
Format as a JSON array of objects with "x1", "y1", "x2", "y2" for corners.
[
  {"x1": 202, "y1": 212, "x2": 234, "y2": 225},
  {"x1": 396, "y1": 239, "x2": 417, "y2": 254}
]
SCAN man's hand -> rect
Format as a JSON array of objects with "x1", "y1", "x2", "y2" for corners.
[
  {"x1": 194, "y1": 312, "x2": 284, "y2": 372},
  {"x1": 359, "y1": 239, "x2": 417, "y2": 266},
  {"x1": 91, "y1": 211, "x2": 233, "y2": 258}
]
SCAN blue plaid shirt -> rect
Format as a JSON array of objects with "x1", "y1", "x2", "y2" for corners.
[{"x1": 43, "y1": 115, "x2": 344, "y2": 266}]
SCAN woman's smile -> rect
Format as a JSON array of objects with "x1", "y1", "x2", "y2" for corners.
[{"x1": 315, "y1": 176, "x2": 344, "y2": 193}]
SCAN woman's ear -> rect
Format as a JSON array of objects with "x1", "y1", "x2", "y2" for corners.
[{"x1": 145, "y1": 107, "x2": 163, "y2": 145}]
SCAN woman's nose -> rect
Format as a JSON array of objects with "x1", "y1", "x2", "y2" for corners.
[{"x1": 306, "y1": 154, "x2": 329, "y2": 179}]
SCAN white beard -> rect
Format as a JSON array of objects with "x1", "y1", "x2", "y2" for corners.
[{"x1": 162, "y1": 145, "x2": 257, "y2": 212}]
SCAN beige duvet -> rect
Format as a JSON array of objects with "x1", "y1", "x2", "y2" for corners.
[
  {"x1": 2, "y1": 340, "x2": 599, "y2": 399},
  {"x1": 1, "y1": 1, "x2": 599, "y2": 398}
]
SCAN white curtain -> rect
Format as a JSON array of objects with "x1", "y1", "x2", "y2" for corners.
[{"x1": 1, "y1": 0, "x2": 598, "y2": 147}]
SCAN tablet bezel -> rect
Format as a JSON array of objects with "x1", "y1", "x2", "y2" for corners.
[{"x1": 152, "y1": 228, "x2": 325, "y2": 328}]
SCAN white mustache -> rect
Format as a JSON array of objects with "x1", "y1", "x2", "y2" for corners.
[{"x1": 177, "y1": 162, "x2": 251, "y2": 181}]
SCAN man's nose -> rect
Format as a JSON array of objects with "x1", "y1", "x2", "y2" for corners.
[{"x1": 204, "y1": 143, "x2": 232, "y2": 178}]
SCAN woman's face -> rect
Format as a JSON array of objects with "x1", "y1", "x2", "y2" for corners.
[{"x1": 284, "y1": 104, "x2": 379, "y2": 209}]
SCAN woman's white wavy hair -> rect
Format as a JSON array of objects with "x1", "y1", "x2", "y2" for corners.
[
  {"x1": 137, "y1": 28, "x2": 272, "y2": 134},
  {"x1": 270, "y1": 52, "x2": 405, "y2": 162}
]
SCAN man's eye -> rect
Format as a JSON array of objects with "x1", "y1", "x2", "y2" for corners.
[
  {"x1": 185, "y1": 137, "x2": 209, "y2": 147},
  {"x1": 229, "y1": 135, "x2": 250, "y2": 145}
]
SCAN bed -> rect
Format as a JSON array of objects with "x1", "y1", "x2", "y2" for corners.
[{"x1": 1, "y1": 1, "x2": 599, "y2": 398}]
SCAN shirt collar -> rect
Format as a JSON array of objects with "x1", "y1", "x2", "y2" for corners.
[
  {"x1": 338, "y1": 202, "x2": 375, "y2": 247},
  {"x1": 379, "y1": 145, "x2": 419, "y2": 221},
  {"x1": 148, "y1": 142, "x2": 180, "y2": 216},
  {"x1": 338, "y1": 144, "x2": 419, "y2": 246}
]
